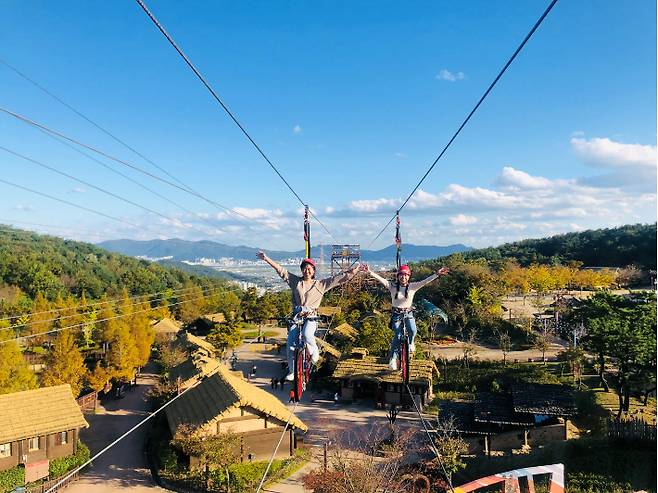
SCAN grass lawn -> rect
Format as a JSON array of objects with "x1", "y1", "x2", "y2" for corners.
[{"x1": 241, "y1": 330, "x2": 279, "y2": 339}]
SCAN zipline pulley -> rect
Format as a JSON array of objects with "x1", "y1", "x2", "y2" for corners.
[
  {"x1": 304, "y1": 205, "x2": 311, "y2": 259},
  {"x1": 395, "y1": 211, "x2": 401, "y2": 271}
]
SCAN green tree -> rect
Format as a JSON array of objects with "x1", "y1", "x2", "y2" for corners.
[
  {"x1": 42, "y1": 329, "x2": 88, "y2": 397},
  {"x1": 207, "y1": 323, "x2": 242, "y2": 354},
  {"x1": 355, "y1": 317, "x2": 391, "y2": 356},
  {"x1": 171, "y1": 424, "x2": 240, "y2": 490}
]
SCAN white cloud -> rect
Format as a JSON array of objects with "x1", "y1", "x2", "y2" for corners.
[
  {"x1": 293, "y1": 124, "x2": 302, "y2": 135},
  {"x1": 68, "y1": 187, "x2": 86, "y2": 194},
  {"x1": 449, "y1": 214, "x2": 477, "y2": 225},
  {"x1": 347, "y1": 197, "x2": 400, "y2": 213},
  {"x1": 571, "y1": 137, "x2": 656, "y2": 169},
  {"x1": 394, "y1": 152, "x2": 407, "y2": 158},
  {"x1": 13, "y1": 204, "x2": 34, "y2": 212},
  {"x1": 497, "y1": 166, "x2": 554, "y2": 190},
  {"x1": 436, "y1": 69, "x2": 465, "y2": 82}
]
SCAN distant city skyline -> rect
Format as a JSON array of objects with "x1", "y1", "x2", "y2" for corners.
[{"x1": 1, "y1": 1, "x2": 655, "y2": 249}]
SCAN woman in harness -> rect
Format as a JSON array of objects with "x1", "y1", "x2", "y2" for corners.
[
  {"x1": 257, "y1": 251, "x2": 359, "y2": 380},
  {"x1": 364, "y1": 263, "x2": 449, "y2": 370}
]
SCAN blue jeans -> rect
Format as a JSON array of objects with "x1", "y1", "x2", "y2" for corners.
[
  {"x1": 286, "y1": 309, "x2": 318, "y2": 374},
  {"x1": 390, "y1": 312, "x2": 417, "y2": 357}
]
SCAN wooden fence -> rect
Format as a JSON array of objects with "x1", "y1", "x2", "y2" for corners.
[
  {"x1": 607, "y1": 418, "x2": 657, "y2": 444},
  {"x1": 26, "y1": 472, "x2": 79, "y2": 493},
  {"x1": 76, "y1": 390, "x2": 98, "y2": 413}
]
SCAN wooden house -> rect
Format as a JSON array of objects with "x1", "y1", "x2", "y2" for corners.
[
  {"x1": 0, "y1": 385, "x2": 88, "y2": 480},
  {"x1": 332, "y1": 348, "x2": 438, "y2": 409},
  {"x1": 440, "y1": 383, "x2": 577, "y2": 454},
  {"x1": 165, "y1": 365, "x2": 307, "y2": 465}
]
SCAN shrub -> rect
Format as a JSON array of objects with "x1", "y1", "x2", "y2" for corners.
[
  {"x1": 0, "y1": 465, "x2": 24, "y2": 492},
  {"x1": 49, "y1": 440, "x2": 90, "y2": 478},
  {"x1": 567, "y1": 471, "x2": 633, "y2": 493}
]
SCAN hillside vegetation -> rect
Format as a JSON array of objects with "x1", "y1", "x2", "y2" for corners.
[
  {"x1": 0, "y1": 226, "x2": 226, "y2": 301},
  {"x1": 451, "y1": 223, "x2": 656, "y2": 269}
]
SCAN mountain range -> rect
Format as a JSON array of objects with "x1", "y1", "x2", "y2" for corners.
[{"x1": 97, "y1": 238, "x2": 472, "y2": 263}]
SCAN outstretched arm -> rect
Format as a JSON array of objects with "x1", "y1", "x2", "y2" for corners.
[
  {"x1": 364, "y1": 264, "x2": 391, "y2": 289},
  {"x1": 257, "y1": 251, "x2": 288, "y2": 280},
  {"x1": 321, "y1": 265, "x2": 360, "y2": 291},
  {"x1": 410, "y1": 267, "x2": 450, "y2": 291}
]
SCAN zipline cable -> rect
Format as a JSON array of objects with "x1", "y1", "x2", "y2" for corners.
[
  {"x1": 0, "y1": 285, "x2": 228, "y2": 344},
  {"x1": 367, "y1": 0, "x2": 559, "y2": 249},
  {"x1": 134, "y1": 0, "x2": 339, "y2": 245},
  {"x1": 0, "y1": 177, "x2": 141, "y2": 230},
  {"x1": 0, "y1": 144, "x2": 254, "y2": 240},
  {"x1": 43, "y1": 372, "x2": 206, "y2": 493},
  {"x1": 0, "y1": 285, "x2": 223, "y2": 331},
  {"x1": 404, "y1": 383, "x2": 454, "y2": 493},
  {"x1": 255, "y1": 400, "x2": 301, "y2": 493},
  {"x1": 0, "y1": 106, "x2": 254, "y2": 224},
  {"x1": 0, "y1": 57, "x2": 195, "y2": 193}
]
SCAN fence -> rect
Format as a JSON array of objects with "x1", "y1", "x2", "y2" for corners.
[
  {"x1": 607, "y1": 417, "x2": 657, "y2": 444},
  {"x1": 25, "y1": 472, "x2": 79, "y2": 493},
  {"x1": 76, "y1": 390, "x2": 98, "y2": 413}
]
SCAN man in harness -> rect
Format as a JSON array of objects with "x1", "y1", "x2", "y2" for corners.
[
  {"x1": 364, "y1": 263, "x2": 449, "y2": 370},
  {"x1": 257, "y1": 251, "x2": 359, "y2": 381}
]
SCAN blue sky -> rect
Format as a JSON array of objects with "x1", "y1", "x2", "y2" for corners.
[{"x1": 1, "y1": 1, "x2": 655, "y2": 250}]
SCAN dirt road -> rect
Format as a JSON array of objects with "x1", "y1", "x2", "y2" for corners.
[{"x1": 66, "y1": 362, "x2": 166, "y2": 493}]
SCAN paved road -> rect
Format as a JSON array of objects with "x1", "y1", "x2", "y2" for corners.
[
  {"x1": 67, "y1": 362, "x2": 166, "y2": 493},
  {"x1": 429, "y1": 339, "x2": 567, "y2": 362}
]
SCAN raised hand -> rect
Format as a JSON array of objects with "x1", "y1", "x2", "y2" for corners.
[
  {"x1": 436, "y1": 267, "x2": 450, "y2": 276},
  {"x1": 256, "y1": 251, "x2": 266, "y2": 260},
  {"x1": 359, "y1": 263, "x2": 370, "y2": 272}
]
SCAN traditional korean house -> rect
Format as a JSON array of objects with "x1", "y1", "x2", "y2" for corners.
[
  {"x1": 0, "y1": 385, "x2": 89, "y2": 480},
  {"x1": 332, "y1": 348, "x2": 438, "y2": 409},
  {"x1": 173, "y1": 331, "x2": 217, "y2": 359},
  {"x1": 439, "y1": 383, "x2": 577, "y2": 454},
  {"x1": 165, "y1": 365, "x2": 307, "y2": 464},
  {"x1": 152, "y1": 317, "x2": 182, "y2": 342},
  {"x1": 168, "y1": 355, "x2": 221, "y2": 390}
]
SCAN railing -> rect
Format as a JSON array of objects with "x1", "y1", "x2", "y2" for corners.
[
  {"x1": 25, "y1": 472, "x2": 79, "y2": 493},
  {"x1": 76, "y1": 391, "x2": 98, "y2": 413},
  {"x1": 607, "y1": 417, "x2": 657, "y2": 444}
]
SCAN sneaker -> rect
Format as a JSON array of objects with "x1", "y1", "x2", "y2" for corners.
[
  {"x1": 310, "y1": 350, "x2": 320, "y2": 364},
  {"x1": 284, "y1": 373, "x2": 294, "y2": 381},
  {"x1": 409, "y1": 342, "x2": 416, "y2": 353},
  {"x1": 389, "y1": 355, "x2": 398, "y2": 371}
]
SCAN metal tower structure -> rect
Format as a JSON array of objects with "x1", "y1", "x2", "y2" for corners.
[{"x1": 330, "y1": 244, "x2": 361, "y2": 276}]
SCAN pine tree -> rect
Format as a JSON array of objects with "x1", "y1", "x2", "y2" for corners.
[{"x1": 42, "y1": 329, "x2": 87, "y2": 397}]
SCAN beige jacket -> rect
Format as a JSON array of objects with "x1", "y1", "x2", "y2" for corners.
[{"x1": 276, "y1": 267, "x2": 354, "y2": 309}]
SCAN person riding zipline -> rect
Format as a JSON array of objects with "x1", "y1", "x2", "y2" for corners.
[
  {"x1": 364, "y1": 263, "x2": 449, "y2": 370},
  {"x1": 257, "y1": 251, "x2": 359, "y2": 381}
]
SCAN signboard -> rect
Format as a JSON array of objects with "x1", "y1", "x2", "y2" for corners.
[{"x1": 25, "y1": 459, "x2": 49, "y2": 483}]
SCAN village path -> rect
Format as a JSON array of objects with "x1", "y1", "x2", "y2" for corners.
[
  {"x1": 66, "y1": 361, "x2": 166, "y2": 493},
  {"x1": 429, "y1": 338, "x2": 567, "y2": 363}
]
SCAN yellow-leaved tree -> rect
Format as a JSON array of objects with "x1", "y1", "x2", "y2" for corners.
[{"x1": 42, "y1": 329, "x2": 87, "y2": 397}]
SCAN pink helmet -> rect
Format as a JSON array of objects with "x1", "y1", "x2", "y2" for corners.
[
  {"x1": 398, "y1": 265, "x2": 411, "y2": 275},
  {"x1": 300, "y1": 258, "x2": 317, "y2": 270}
]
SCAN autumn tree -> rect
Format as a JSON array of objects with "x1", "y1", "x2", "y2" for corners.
[
  {"x1": 495, "y1": 329, "x2": 512, "y2": 365},
  {"x1": 171, "y1": 424, "x2": 240, "y2": 490},
  {"x1": 176, "y1": 284, "x2": 206, "y2": 324},
  {"x1": 0, "y1": 326, "x2": 37, "y2": 394},
  {"x1": 431, "y1": 417, "x2": 469, "y2": 487},
  {"x1": 27, "y1": 291, "x2": 52, "y2": 346},
  {"x1": 42, "y1": 329, "x2": 88, "y2": 396}
]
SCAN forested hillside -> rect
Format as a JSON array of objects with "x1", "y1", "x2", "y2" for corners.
[
  {"x1": 452, "y1": 224, "x2": 656, "y2": 269},
  {"x1": 0, "y1": 226, "x2": 226, "y2": 301}
]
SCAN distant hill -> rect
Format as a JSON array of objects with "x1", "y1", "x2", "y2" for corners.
[
  {"x1": 0, "y1": 226, "x2": 229, "y2": 301},
  {"x1": 455, "y1": 224, "x2": 657, "y2": 269},
  {"x1": 98, "y1": 238, "x2": 472, "y2": 263}
]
